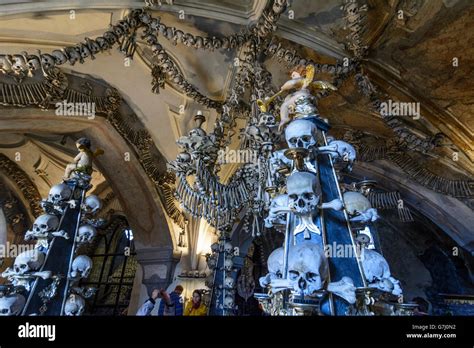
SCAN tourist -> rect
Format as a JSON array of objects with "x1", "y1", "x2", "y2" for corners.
[
  {"x1": 184, "y1": 290, "x2": 207, "y2": 316},
  {"x1": 158, "y1": 285, "x2": 184, "y2": 316}
]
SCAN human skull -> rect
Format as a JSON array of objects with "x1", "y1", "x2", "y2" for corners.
[
  {"x1": 224, "y1": 276, "x2": 235, "y2": 289},
  {"x1": 51, "y1": 49, "x2": 68, "y2": 65},
  {"x1": 32, "y1": 214, "x2": 59, "y2": 235},
  {"x1": 11, "y1": 55, "x2": 27, "y2": 75},
  {"x1": 76, "y1": 224, "x2": 97, "y2": 244},
  {"x1": 70, "y1": 255, "x2": 93, "y2": 279},
  {"x1": 224, "y1": 257, "x2": 233, "y2": 271},
  {"x1": 210, "y1": 242, "x2": 220, "y2": 253},
  {"x1": 138, "y1": 11, "x2": 151, "y2": 24},
  {"x1": 285, "y1": 119, "x2": 317, "y2": 149},
  {"x1": 103, "y1": 31, "x2": 118, "y2": 45},
  {"x1": 64, "y1": 294, "x2": 85, "y2": 316},
  {"x1": 259, "y1": 246, "x2": 284, "y2": 288},
  {"x1": 287, "y1": 172, "x2": 321, "y2": 215},
  {"x1": 268, "y1": 247, "x2": 284, "y2": 277},
  {"x1": 86, "y1": 39, "x2": 100, "y2": 55},
  {"x1": 83, "y1": 195, "x2": 102, "y2": 214},
  {"x1": 78, "y1": 43, "x2": 91, "y2": 60},
  {"x1": 48, "y1": 183, "x2": 72, "y2": 205},
  {"x1": 13, "y1": 249, "x2": 45, "y2": 275},
  {"x1": 195, "y1": 36, "x2": 203, "y2": 49},
  {"x1": 183, "y1": 33, "x2": 195, "y2": 47},
  {"x1": 117, "y1": 20, "x2": 130, "y2": 33},
  {"x1": 0, "y1": 294, "x2": 26, "y2": 316},
  {"x1": 64, "y1": 47, "x2": 81, "y2": 65},
  {"x1": 318, "y1": 139, "x2": 356, "y2": 170},
  {"x1": 343, "y1": 191, "x2": 371, "y2": 216},
  {"x1": 26, "y1": 55, "x2": 41, "y2": 75},
  {"x1": 0, "y1": 55, "x2": 13, "y2": 73},
  {"x1": 207, "y1": 255, "x2": 217, "y2": 270},
  {"x1": 188, "y1": 127, "x2": 206, "y2": 138},
  {"x1": 40, "y1": 53, "x2": 55, "y2": 70},
  {"x1": 258, "y1": 112, "x2": 276, "y2": 127},
  {"x1": 265, "y1": 194, "x2": 289, "y2": 227},
  {"x1": 223, "y1": 295, "x2": 234, "y2": 309},
  {"x1": 224, "y1": 242, "x2": 233, "y2": 254},
  {"x1": 360, "y1": 248, "x2": 391, "y2": 283},
  {"x1": 287, "y1": 242, "x2": 328, "y2": 296},
  {"x1": 94, "y1": 37, "x2": 106, "y2": 50},
  {"x1": 151, "y1": 43, "x2": 163, "y2": 56}
]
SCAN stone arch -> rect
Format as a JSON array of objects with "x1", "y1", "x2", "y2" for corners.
[{"x1": 0, "y1": 107, "x2": 172, "y2": 248}]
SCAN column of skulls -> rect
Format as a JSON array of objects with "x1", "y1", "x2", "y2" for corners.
[
  {"x1": 0, "y1": 181, "x2": 74, "y2": 315},
  {"x1": 206, "y1": 236, "x2": 238, "y2": 315},
  {"x1": 63, "y1": 193, "x2": 104, "y2": 316},
  {"x1": 0, "y1": 177, "x2": 81, "y2": 315},
  {"x1": 0, "y1": 137, "x2": 103, "y2": 316},
  {"x1": 255, "y1": 64, "x2": 407, "y2": 316}
]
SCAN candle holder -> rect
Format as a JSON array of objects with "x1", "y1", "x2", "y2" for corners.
[{"x1": 284, "y1": 147, "x2": 309, "y2": 171}]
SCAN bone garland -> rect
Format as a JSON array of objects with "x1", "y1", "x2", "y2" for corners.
[
  {"x1": 343, "y1": 129, "x2": 474, "y2": 198},
  {"x1": 341, "y1": 0, "x2": 369, "y2": 58},
  {"x1": 149, "y1": 42, "x2": 222, "y2": 108},
  {"x1": 265, "y1": 37, "x2": 357, "y2": 75},
  {"x1": 209, "y1": 40, "x2": 274, "y2": 153},
  {"x1": 0, "y1": 77, "x2": 60, "y2": 108},
  {"x1": 366, "y1": 191, "x2": 401, "y2": 210},
  {"x1": 397, "y1": 207, "x2": 414, "y2": 223},
  {"x1": 388, "y1": 152, "x2": 474, "y2": 198},
  {"x1": 143, "y1": 0, "x2": 287, "y2": 50},
  {"x1": 0, "y1": 154, "x2": 42, "y2": 217},
  {"x1": 151, "y1": 64, "x2": 166, "y2": 94},
  {"x1": 354, "y1": 71, "x2": 438, "y2": 155},
  {"x1": 106, "y1": 108, "x2": 186, "y2": 229}
]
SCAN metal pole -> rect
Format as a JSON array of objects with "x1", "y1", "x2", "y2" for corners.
[
  {"x1": 60, "y1": 188, "x2": 85, "y2": 315},
  {"x1": 21, "y1": 201, "x2": 70, "y2": 315},
  {"x1": 321, "y1": 132, "x2": 367, "y2": 288},
  {"x1": 282, "y1": 212, "x2": 292, "y2": 281}
]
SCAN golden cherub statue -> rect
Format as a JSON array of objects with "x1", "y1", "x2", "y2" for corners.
[
  {"x1": 257, "y1": 64, "x2": 337, "y2": 130},
  {"x1": 63, "y1": 137, "x2": 104, "y2": 180}
]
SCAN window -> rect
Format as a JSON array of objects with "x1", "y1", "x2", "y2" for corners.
[{"x1": 81, "y1": 216, "x2": 137, "y2": 316}]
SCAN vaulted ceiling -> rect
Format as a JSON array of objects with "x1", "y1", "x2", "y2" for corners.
[{"x1": 0, "y1": 0, "x2": 473, "y2": 252}]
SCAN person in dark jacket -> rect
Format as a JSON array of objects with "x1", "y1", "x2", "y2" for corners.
[
  {"x1": 136, "y1": 285, "x2": 184, "y2": 316},
  {"x1": 158, "y1": 285, "x2": 184, "y2": 316}
]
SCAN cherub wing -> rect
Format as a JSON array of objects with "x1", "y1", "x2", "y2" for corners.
[
  {"x1": 303, "y1": 64, "x2": 315, "y2": 88},
  {"x1": 256, "y1": 99, "x2": 268, "y2": 113}
]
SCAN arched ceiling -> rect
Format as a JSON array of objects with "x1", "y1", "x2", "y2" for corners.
[
  {"x1": 1, "y1": 0, "x2": 472, "y2": 164},
  {"x1": 0, "y1": 0, "x2": 473, "y2": 250}
]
